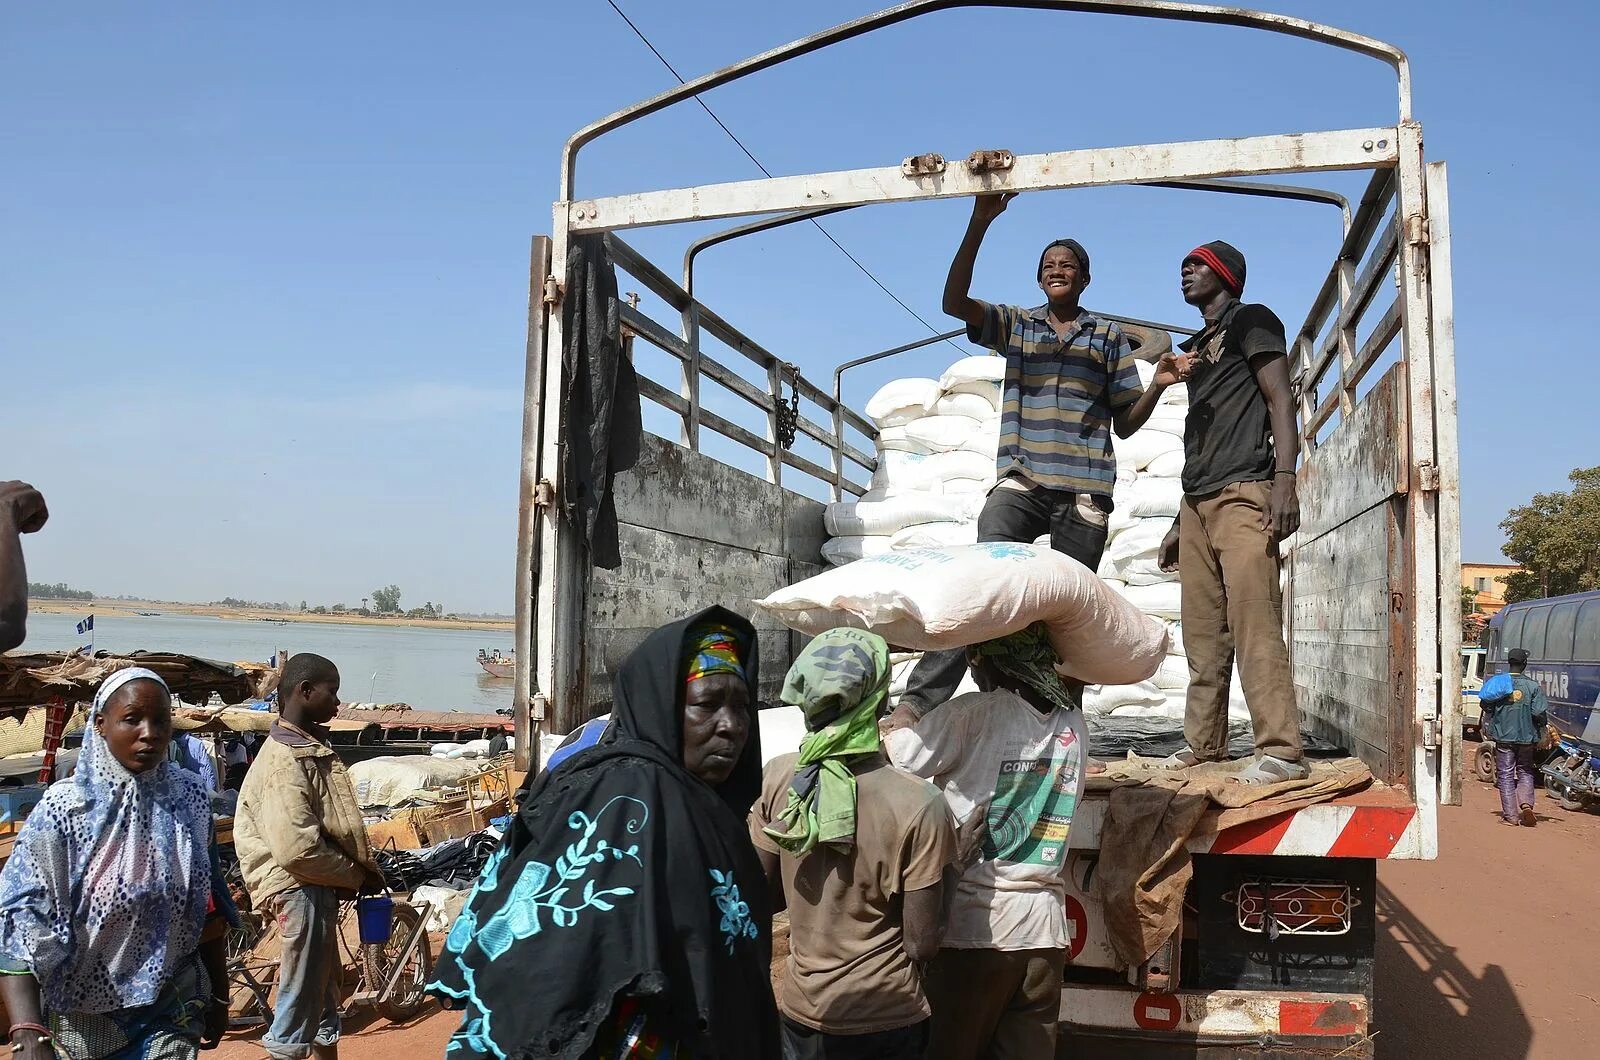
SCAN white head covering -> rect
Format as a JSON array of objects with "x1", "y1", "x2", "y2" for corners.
[{"x1": 0, "y1": 668, "x2": 213, "y2": 1013}]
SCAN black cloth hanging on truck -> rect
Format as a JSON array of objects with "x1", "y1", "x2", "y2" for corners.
[{"x1": 559, "y1": 234, "x2": 641, "y2": 570}]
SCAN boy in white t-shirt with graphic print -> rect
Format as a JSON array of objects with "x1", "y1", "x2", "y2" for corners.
[{"x1": 885, "y1": 625, "x2": 1087, "y2": 1060}]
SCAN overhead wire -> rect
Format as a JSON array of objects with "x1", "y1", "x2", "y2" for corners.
[{"x1": 600, "y1": 0, "x2": 965, "y2": 354}]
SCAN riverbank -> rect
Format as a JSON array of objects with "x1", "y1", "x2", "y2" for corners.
[{"x1": 29, "y1": 598, "x2": 512, "y2": 632}]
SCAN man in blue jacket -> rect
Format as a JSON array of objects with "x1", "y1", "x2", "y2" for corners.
[{"x1": 1480, "y1": 648, "x2": 1549, "y2": 827}]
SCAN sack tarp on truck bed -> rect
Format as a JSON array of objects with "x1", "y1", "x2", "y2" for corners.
[{"x1": 1089, "y1": 755, "x2": 1374, "y2": 969}]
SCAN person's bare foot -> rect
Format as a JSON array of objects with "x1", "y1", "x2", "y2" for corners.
[{"x1": 1086, "y1": 758, "x2": 1107, "y2": 775}]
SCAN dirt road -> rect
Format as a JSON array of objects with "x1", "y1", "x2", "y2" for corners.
[
  {"x1": 1375, "y1": 763, "x2": 1600, "y2": 1058},
  {"x1": 213, "y1": 765, "x2": 1598, "y2": 1060}
]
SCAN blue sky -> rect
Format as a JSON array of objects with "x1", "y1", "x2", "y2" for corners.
[{"x1": 4, "y1": 1, "x2": 1593, "y2": 613}]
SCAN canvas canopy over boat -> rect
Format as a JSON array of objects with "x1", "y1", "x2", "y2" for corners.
[{"x1": 0, "y1": 650, "x2": 271, "y2": 713}]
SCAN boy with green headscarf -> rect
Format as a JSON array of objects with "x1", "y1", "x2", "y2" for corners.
[{"x1": 749, "y1": 628, "x2": 956, "y2": 1060}]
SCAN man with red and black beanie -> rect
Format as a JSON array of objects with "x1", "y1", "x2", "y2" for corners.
[{"x1": 1157, "y1": 240, "x2": 1307, "y2": 783}]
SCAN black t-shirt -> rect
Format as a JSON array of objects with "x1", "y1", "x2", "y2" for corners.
[{"x1": 1178, "y1": 300, "x2": 1288, "y2": 496}]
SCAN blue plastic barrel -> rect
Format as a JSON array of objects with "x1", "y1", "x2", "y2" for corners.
[{"x1": 357, "y1": 895, "x2": 394, "y2": 944}]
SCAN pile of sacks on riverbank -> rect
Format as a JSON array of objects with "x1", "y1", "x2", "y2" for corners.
[{"x1": 822, "y1": 356, "x2": 1252, "y2": 724}]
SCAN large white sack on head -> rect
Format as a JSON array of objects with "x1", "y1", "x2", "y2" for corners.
[
  {"x1": 1146, "y1": 449, "x2": 1186, "y2": 478},
  {"x1": 1124, "y1": 476, "x2": 1183, "y2": 518},
  {"x1": 891, "y1": 520, "x2": 979, "y2": 550},
  {"x1": 903, "y1": 414, "x2": 997, "y2": 454},
  {"x1": 867, "y1": 378, "x2": 941, "y2": 428},
  {"x1": 923, "y1": 450, "x2": 996, "y2": 484},
  {"x1": 1107, "y1": 517, "x2": 1171, "y2": 565},
  {"x1": 935, "y1": 392, "x2": 1000, "y2": 419},
  {"x1": 1120, "y1": 580, "x2": 1183, "y2": 619},
  {"x1": 820, "y1": 535, "x2": 894, "y2": 566},
  {"x1": 825, "y1": 494, "x2": 977, "y2": 537},
  {"x1": 1115, "y1": 431, "x2": 1183, "y2": 472},
  {"x1": 1154, "y1": 654, "x2": 1190, "y2": 690},
  {"x1": 939, "y1": 355, "x2": 1006, "y2": 390},
  {"x1": 756, "y1": 542, "x2": 1168, "y2": 685},
  {"x1": 1083, "y1": 681, "x2": 1166, "y2": 713}
]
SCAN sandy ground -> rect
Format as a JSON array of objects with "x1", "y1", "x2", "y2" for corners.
[
  {"x1": 1374, "y1": 757, "x2": 1600, "y2": 1058},
  {"x1": 210, "y1": 759, "x2": 1600, "y2": 1059},
  {"x1": 28, "y1": 598, "x2": 511, "y2": 632}
]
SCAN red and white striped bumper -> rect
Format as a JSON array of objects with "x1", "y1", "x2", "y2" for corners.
[
  {"x1": 1060, "y1": 984, "x2": 1369, "y2": 1040},
  {"x1": 1073, "y1": 798, "x2": 1426, "y2": 859}
]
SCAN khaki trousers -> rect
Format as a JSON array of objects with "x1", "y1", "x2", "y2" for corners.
[
  {"x1": 1179, "y1": 480, "x2": 1303, "y2": 762},
  {"x1": 923, "y1": 947, "x2": 1066, "y2": 1060}
]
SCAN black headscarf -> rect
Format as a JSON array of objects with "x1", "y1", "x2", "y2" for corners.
[{"x1": 429, "y1": 607, "x2": 778, "y2": 1060}]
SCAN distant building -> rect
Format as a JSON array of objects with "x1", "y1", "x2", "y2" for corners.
[{"x1": 1461, "y1": 562, "x2": 1522, "y2": 617}]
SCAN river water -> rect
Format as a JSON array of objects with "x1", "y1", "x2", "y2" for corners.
[{"x1": 19, "y1": 611, "x2": 516, "y2": 714}]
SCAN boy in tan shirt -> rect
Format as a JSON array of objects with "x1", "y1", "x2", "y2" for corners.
[{"x1": 236, "y1": 653, "x2": 382, "y2": 1060}]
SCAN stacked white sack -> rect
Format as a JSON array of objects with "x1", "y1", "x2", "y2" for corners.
[
  {"x1": 1083, "y1": 361, "x2": 1253, "y2": 724},
  {"x1": 823, "y1": 357, "x2": 1005, "y2": 566}
]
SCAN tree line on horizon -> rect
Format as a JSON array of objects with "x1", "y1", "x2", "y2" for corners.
[{"x1": 26, "y1": 581, "x2": 503, "y2": 622}]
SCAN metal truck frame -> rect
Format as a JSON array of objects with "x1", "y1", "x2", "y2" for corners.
[{"x1": 514, "y1": 2, "x2": 1462, "y2": 1053}]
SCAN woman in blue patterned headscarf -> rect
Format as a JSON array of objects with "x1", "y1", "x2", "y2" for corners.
[
  {"x1": 0, "y1": 668, "x2": 235, "y2": 1060},
  {"x1": 430, "y1": 606, "x2": 779, "y2": 1059}
]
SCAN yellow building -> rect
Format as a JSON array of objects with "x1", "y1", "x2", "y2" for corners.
[{"x1": 1461, "y1": 562, "x2": 1522, "y2": 617}]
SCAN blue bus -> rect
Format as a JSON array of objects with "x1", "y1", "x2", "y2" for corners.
[{"x1": 1485, "y1": 589, "x2": 1600, "y2": 750}]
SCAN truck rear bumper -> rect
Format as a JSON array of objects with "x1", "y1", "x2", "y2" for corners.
[
  {"x1": 1059, "y1": 985, "x2": 1371, "y2": 1058},
  {"x1": 1070, "y1": 785, "x2": 1427, "y2": 859}
]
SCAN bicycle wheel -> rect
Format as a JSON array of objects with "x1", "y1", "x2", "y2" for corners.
[{"x1": 364, "y1": 903, "x2": 432, "y2": 1022}]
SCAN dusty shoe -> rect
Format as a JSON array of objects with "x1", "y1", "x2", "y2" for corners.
[
  {"x1": 1233, "y1": 755, "x2": 1311, "y2": 785},
  {"x1": 1519, "y1": 804, "x2": 1537, "y2": 828}
]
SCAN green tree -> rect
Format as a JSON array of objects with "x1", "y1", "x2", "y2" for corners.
[
  {"x1": 1499, "y1": 466, "x2": 1600, "y2": 603},
  {"x1": 28, "y1": 582, "x2": 93, "y2": 601},
  {"x1": 371, "y1": 585, "x2": 402, "y2": 614}
]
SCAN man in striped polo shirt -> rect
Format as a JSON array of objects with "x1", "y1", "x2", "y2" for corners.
[{"x1": 894, "y1": 193, "x2": 1183, "y2": 720}]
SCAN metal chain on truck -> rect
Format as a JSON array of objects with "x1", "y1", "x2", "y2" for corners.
[{"x1": 774, "y1": 362, "x2": 800, "y2": 449}]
